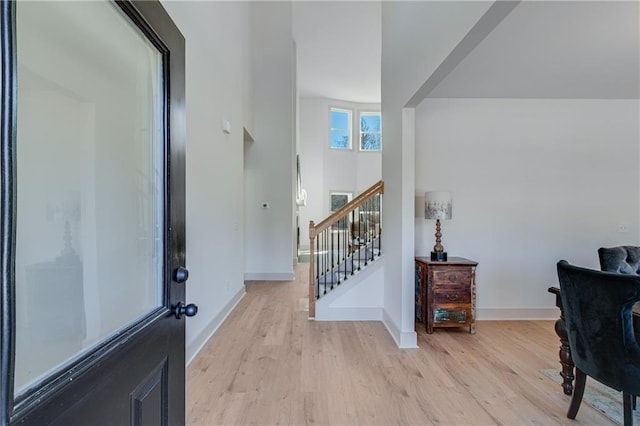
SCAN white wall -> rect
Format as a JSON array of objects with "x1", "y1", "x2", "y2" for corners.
[
  {"x1": 244, "y1": 2, "x2": 296, "y2": 280},
  {"x1": 315, "y1": 261, "x2": 385, "y2": 321},
  {"x1": 298, "y1": 97, "x2": 381, "y2": 250},
  {"x1": 415, "y1": 98, "x2": 640, "y2": 318},
  {"x1": 162, "y1": 1, "x2": 251, "y2": 362},
  {"x1": 381, "y1": 1, "x2": 492, "y2": 347},
  {"x1": 298, "y1": 98, "x2": 324, "y2": 249}
]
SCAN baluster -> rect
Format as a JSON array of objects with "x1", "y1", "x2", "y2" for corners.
[
  {"x1": 326, "y1": 230, "x2": 330, "y2": 272},
  {"x1": 378, "y1": 194, "x2": 382, "y2": 255},
  {"x1": 369, "y1": 198, "x2": 374, "y2": 262},
  {"x1": 318, "y1": 231, "x2": 324, "y2": 288},
  {"x1": 364, "y1": 200, "x2": 369, "y2": 265},
  {"x1": 343, "y1": 214, "x2": 348, "y2": 281},
  {"x1": 330, "y1": 224, "x2": 335, "y2": 290},
  {"x1": 337, "y1": 221, "x2": 340, "y2": 285},
  {"x1": 357, "y1": 208, "x2": 362, "y2": 271},
  {"x1": 359, "y1": 205, "x2": 364, "y2": 267},
  {"x1": 323, "y1": 229, "x2": 327, "y2": 295},
  {"x1": 341, "y1": 219, "x2": 344, "y2": 259},
  {"x1": 351, "y1": 210, "x2": 355, "y2": 276},
  {"x1": 324, "y1": 229, "x2": 328, "y2": 273},
  {"x1": 315, "y1": 234, "x2": 319, "y2": 299}
]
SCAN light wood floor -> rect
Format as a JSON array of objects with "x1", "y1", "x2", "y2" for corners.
[{"x1": 187, "y1": 264, "x2": 614, "y2": 425}]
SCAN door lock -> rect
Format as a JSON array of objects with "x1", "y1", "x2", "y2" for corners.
[
  {"x1": 172, "y1": 302, "x2": 198, "y2": 319},
  {"x1": 174, "y1": 266, "x2": 189, "y2": 283}
]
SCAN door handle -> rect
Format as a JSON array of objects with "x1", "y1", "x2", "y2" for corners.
[
  {"x1": 172, "y1": 302, "x2": 198, "y2": 319},
  {"x1": 174, "y1": 267, "x2": 189, "y2": 283}
]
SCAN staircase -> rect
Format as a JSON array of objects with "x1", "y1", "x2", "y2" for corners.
[{"x1": 308, "y1": 181, "x2": 384, "y2": 318}]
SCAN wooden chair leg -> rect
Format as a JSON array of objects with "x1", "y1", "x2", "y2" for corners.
[
  {"x1": 623, "y1": 392, "x2": 634, "y2": 426},
  {"x1": 567, "y1": 368, "x2": 587, "y2": 419},
  {"x1": 633, "y1": 395, "x2": 637, "y2": 411}
]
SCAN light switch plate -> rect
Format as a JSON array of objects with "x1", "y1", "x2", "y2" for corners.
[{"x1": 221, "y1": 119, "x2": 231, "y2": 134}]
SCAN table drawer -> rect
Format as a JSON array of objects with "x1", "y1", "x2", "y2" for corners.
[
  {"x1": 433, "y1": 288, "x2": 471, "y2": 305},
  {"x1": 432, "y1": 269, "x2": 471, "y2": 286},
  {"x1": 433, "y1": 307, "x2": 471, "y2": 324}
]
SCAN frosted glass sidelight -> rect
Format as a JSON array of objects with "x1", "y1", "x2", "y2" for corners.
[{"x1": 14, "y1": 1, "x2": 164, "y2": 395}]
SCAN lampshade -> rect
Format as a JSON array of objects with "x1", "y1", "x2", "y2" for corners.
[{"x1": 425, "y1": 191, "x2": 452, "y2": 221}]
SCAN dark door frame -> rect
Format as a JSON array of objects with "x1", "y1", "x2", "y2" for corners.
[{"x1": 1, "y1": 1, "x2": 18, "y2": 422}]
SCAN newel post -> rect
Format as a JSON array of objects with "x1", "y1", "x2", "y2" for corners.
[{"x1": 308, "y1": 220, "x2": 316, "y2": 319}]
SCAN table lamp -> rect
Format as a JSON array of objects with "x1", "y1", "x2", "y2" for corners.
[{"x1": 425, "y1": 191, "x2": 452, "y2": 261}]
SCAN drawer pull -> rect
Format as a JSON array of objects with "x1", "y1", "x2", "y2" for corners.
[
  {"x1": 446, "y1": 294, "x2": 459, "y2": 301},
  {"x1": 448, "y1": 274, "x2": 459, "y2": 282}
]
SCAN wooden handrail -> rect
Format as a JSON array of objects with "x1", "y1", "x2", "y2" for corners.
[{"x1": 310, "y1": 180, "x2": 384, "y2": 238}]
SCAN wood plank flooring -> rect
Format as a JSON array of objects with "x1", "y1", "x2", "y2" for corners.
[{"x1": 187, "y1": 264, "x2": 614, "y2": 425}]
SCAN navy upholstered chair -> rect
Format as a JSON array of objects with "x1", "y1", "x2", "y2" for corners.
[
  {"x1": 599, "y1": 246, "x2": 640, "y2": 276},
  {"x1": 599, "y1": 246, "x2": 640, "y2": 318},
  {"x1": 557, "y1": 260, "x2": 640, "y2": 426}
]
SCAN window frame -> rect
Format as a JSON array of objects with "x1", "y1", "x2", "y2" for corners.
[
  {"x1": 329, "y1": 107, "x2": 353, "y2": 150},
  {"x1": 359, "y1": 111, "x2": 382, "y2": 152}
]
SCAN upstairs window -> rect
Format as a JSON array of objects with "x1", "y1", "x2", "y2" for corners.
[
  {"x1": 330, "y1": 108, "x2": 352, "y2": 149},
  {"x1": 360, "y1": 112, "x2": 381, "y2": 151}
]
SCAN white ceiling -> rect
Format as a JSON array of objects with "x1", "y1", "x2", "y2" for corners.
[
  {"x1": 292, "y1": 1, "x2": 639, "y2": 105},
  {"x1": 292, "y1": 1, "x2": 381, "y2": 104},
  {"x1": 427, "y1": 1, "x2": 640, "y2": 100}
]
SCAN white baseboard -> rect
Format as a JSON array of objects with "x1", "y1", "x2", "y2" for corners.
[
  {"x1": 186, "y1": 286, "x2": 245, "y2": 365},
  {"x1": 382, "y1": 309, "x2": 418, "y2": 349},
  {"x1": 244, "y1": 272, "x2": 295, "y2": 281},
  {"x1": 477, "y1": 307, "x2": 560, "y2": 320}
]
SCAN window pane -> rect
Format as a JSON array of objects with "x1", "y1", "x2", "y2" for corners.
[
  {"x1": 361, "y1": 133, "x2": 381, "y2": 151},
  {"x1": 331, "y1": 130, "x2": 350, "y2": 149},
  {"x1": 331, "y1": 195, "x2": 349, "y2": 211},
  {"x1": 14, "y1": 0, "x2": 164, "y2": 395},
  {"x1": 360, "y1": 113, "x2": 381, "y2": 151},
  {"x1": 361, "y1": 114, "x2": 380, "y2": 132},
  {"x1": 331, "y1": 110, "x2": 349, "y2": 130}
]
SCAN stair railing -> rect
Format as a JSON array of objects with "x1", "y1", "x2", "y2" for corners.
[{"x1": 308, "y1": 180, "x2": 384, "y2": 318}]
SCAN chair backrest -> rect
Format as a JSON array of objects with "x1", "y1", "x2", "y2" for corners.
[
  {"x1": 598, "y1": 246, "x2": 640, "y2": 275},
  {"x1": 556, "y1": 260, "x2": 640, "y2": 394}
]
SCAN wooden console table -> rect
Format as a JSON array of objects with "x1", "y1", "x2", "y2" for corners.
[{"x1": 548, "y1": 286, "x2": 640, "y2": 395}]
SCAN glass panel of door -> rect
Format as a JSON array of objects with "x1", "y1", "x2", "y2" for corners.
[{"x1": 14, "y1": 0, "x2": 164, "y2": 396}]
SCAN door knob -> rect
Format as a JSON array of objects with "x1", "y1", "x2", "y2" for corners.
[
  {"x1": 174, "y1": 267, "x2": 189, "y2": 283},
  {"x1": 173, "y1": 302, "x2": 198, "y2": 319}
]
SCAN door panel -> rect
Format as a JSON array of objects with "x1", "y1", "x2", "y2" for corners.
[
  {"x1": 130, "y1": 359, "x2": 168, "y2": 426},
  {"x1": 20, "y1": 315, "x2": 178, "y2": 426},
  {"x1": 1, "y1": 0, "x2": 187, "y2": 424}
]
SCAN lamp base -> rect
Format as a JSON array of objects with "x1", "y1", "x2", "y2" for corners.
[{"x1": 431, "y1": 251, "x2": 448, "y2": 261}]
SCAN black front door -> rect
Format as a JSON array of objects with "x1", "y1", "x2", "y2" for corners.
[{"x1": 1, "y1": 1, "x2": 192, "y2": 424}]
